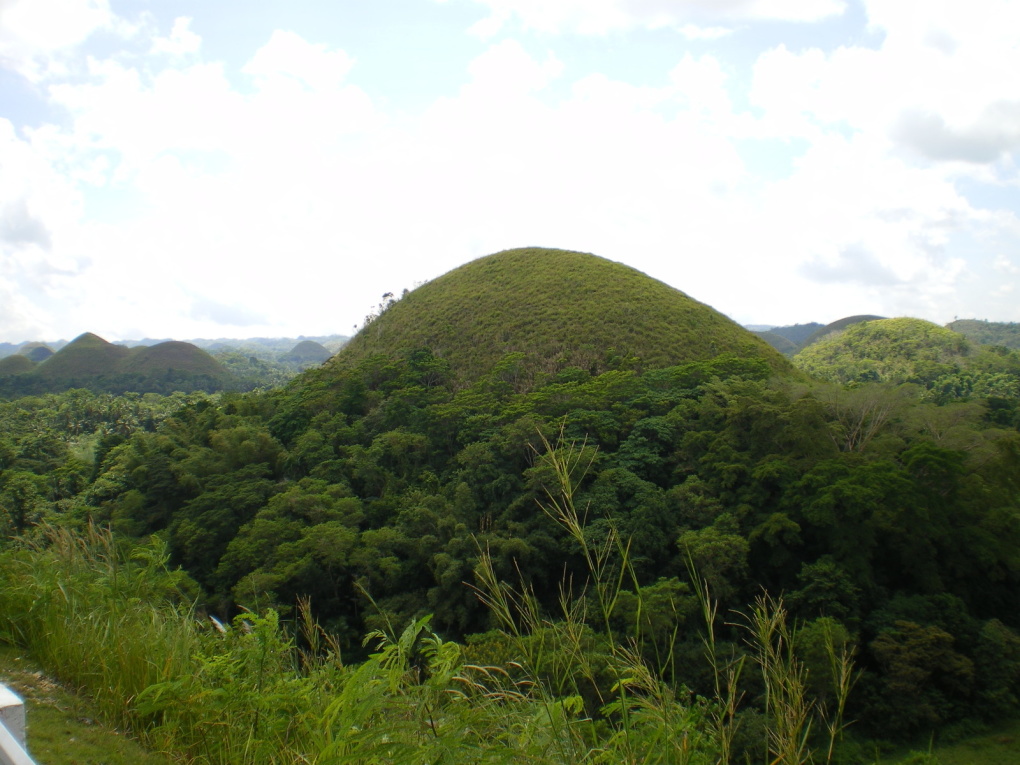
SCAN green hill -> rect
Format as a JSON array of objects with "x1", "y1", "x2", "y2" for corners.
[
  {"x1": 34, "y1": 332, "x2": 131, "y2": 379},
  {"x1": 793, "y1": 317, "x2": 973, "y2": 384},
  {"x1": 120, "y1": 341, "x2": 230, "y2": 378},
  {"x1": 0, "y1": 354, "x2": 36, "y2": 375},
  {"x1": 280, "y1": 340, "x2": 332, "y2": 366},
  {"x1": 330, "y1": 247, "x2": 793, "y2": 386},
  {"x1": 770, "y1": 322, "x2": 824, "y2": 346},
  {"x1": 792, "y1": 316, "x2": 1020, "y2": 403}
]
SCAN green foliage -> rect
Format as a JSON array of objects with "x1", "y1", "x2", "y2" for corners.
[
  {"x1": 0, "y1": 525, "x2": 200, "y2": 731},
  {"x1": 867, "y1": 620, "x2": 975, "y2": 737},
  {"x1": 793, "y1": 319, "x2": 1020, "y2": 411}
]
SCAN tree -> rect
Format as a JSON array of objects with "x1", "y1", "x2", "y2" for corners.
[
  {"x1": 867, "y1": 620, "x2": 974, "y2": 735},
  {"x1": 0, "y1": 470, "x2": 47, "y2": 534}
]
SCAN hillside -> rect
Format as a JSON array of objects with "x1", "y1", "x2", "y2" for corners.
[
  {"x1": 770, "y1": 322, "x2": 824, "y2": 346},
  {"x1": 330, "y1": 247, "x2": 793, "y2": 386},
  {"x1": 3, "y1": 263, "x2": 1020, "y2": 756}
]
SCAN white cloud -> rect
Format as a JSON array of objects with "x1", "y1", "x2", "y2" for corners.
[
  {"x1": 994, "y1": 253, "x2": 1020, "y2": 274},
  {"x1": 748, "y1": 1, "x2": 1020, "y2": 168},
  {"x1": 243, "y1": 29, "x2": 356, "y2": 92},
  {"x1": 679, "y1": 24, "x2": 733, "y2": 40},
  {"x1": 893, "y1": 103, "x2": 1020, "y2": 165},
  {"x1": 669, "y1": 54, "x2": 733, "y2": 119},
  {"x1": 0, "y1": 0, "x2": 112, "y2": 53},
  {"x1": 0, "y1": 0, "x2": 129, "y2": 81},
  {"x1": 0, "y1": 116, "x2": 92, "y2": 340},
  {"x1": 454, "y1": 0, "x2": 845, "y2": 36},
  {"x1": 150, "y1": 17, "x2": 201, "y2": 58}
]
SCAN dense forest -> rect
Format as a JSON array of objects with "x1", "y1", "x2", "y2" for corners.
[{"x1": 2, "y1": 249, "x2": 1019, "y2": 763}]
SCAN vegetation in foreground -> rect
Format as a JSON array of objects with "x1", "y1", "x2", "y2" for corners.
[
  {"x1": 0, "y1": 487, "x2": 861, "y2": 764},
  {"x1": 2, "y1": 353, "x2": 1019, "y2": 756},
  {"x1": 0, "y1": 644, "x2": 170, "y2": 765},
  {"x1": 0, "y1": 488, "x2": 1012, "y2": 764}
]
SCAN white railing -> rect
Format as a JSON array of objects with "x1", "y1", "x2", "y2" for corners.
[{"x1": 0, "y1": 685, "x2": 35, "y2": 765}]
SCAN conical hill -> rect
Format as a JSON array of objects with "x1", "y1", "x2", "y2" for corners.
[
  {"x1": 35, "y1": 332, "x2": 131, "y2": 379},
  {"x1": 330, "y1": 248, "x2": 793, "y2": 386},
  {"x1": 0, "y1": 354, "x2": 36, "y2": 375},
  {"x1": 282, "y1": 340, "x2": 332, "y2": 365},
  {"x1": 121, "y1": 341, "x2": 230, "y2": 378},
  {"x1": 19, "y1": 343, "x2": 54, "y2": 362}
]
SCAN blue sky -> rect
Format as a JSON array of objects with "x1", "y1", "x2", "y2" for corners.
[{"x1": 1, "y1": 0, "x2": 1018, "y2": 343}]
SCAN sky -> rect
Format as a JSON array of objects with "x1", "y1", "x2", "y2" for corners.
[{"x1": 1, "y1": 0, "x2": 1019, "y2": 344}]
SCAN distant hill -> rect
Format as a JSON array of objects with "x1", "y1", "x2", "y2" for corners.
[
  {"x1": 123, "y1": 334, "x2": 350, "y2": 356},
  {"x1": 770, "y1": 322, "x2": 824, "y2": 346},
  {"x1": 752, "y1": 323, "x2": 825, "y2": 355},
  {"x1": 280, "y1": 340, "x2": 332, "y2": 368},
  {"x1": 34, "y1": 332, "x2": 132, "y2": 379},
  {"x1": 947, "y1": 319, "x2": 1020, "y2": 349},
  {"x1": 19, "y1": 343, "x2": 54, "y2": 362},
  {"x1": 801, "y1": 315, "x2": 885, "y2": 348},
  {"x1": 752, "y1": 330, "x2": 799, "y2": 355},
  {"x1": 119, "y1": 341, "x2": 232, "y2": 377},
  {"x1": 0, "y1": 340, "x2": 67, "y2": 358},
  {"x1": 0, "y1": 354, "x2": 35, "y2": 376},
  {"x1": 0, "y1": 333, "x2": 352, "y2": 394},
  {"x1": 794, "y1": 318, "x2": 969, "y2": 384},
  {"x1": 0, "y1": 333, "x2": 237, "y2": 397},
  {"x1": 327, "y1": 247, "x2": 794, "y2": 388}
]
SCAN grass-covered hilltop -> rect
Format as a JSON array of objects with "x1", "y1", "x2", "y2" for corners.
[
  {"x1": 334, "y1": 247, "x2": 793, "y2": 386},
  {"x1": 1, "y1": 248, "x2": 1020, "y2": 764}
]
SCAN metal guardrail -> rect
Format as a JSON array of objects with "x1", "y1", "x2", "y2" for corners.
[{"x1": 0, "y1": 685, "x2": 35, "y2": 765}]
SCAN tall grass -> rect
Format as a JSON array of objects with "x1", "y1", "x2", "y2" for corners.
[
  {"x1": 472, "y1": 432, "x2": 718, "y2": 763},
  {"x1": 0, "y1": 524, "x2": 200, "y2": 731}
]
